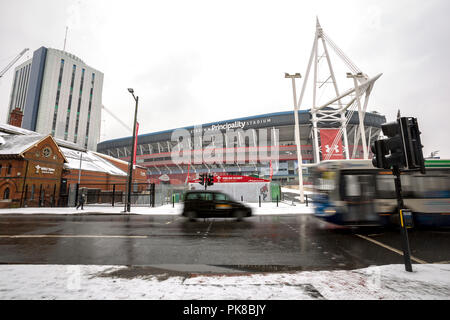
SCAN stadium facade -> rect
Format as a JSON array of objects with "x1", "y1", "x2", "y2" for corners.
[{"x1": 97, "y1": 109, "x2": 386, "y2": 185}]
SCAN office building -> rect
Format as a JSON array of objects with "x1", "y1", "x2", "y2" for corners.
[{"x1": 7, "y1": 47, "x2": 104, "y2": 151}]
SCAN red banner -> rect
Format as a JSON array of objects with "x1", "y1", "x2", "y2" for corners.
[
  {"x1": 188, "y1": 175, "x2": 270, "y2": 184},
  {"x1": 133, "y1": 122, "x2": 139, "y2": 165},
  {"x1": 320, "y1": 129, "x2": 344, "y2": 160}
]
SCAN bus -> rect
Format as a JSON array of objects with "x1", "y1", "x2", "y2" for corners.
[{"x1": 310, "y1": 159, "x2": 450, "y2": 227}]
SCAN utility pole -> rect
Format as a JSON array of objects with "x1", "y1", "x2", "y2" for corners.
[{"x1": 125, "y1": 88, "x2": 139, "y2": 213}]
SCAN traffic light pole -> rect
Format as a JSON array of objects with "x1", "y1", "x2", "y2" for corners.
[
  {"x1": 371, "y1": 115, "x2": 425, "y2": 273},
  {"x1": 393, "y1": 165, "x2": 413, "y2": 272}
]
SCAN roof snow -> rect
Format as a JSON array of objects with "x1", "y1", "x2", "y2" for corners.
[
  {"x1": 0, "y1": 134, "x2": 45, "y2": 156},
  {"x1": 0, "y1": 124, "x2": 128, "y2": 176},
  {"x1": 0, "y1": 123, "x2": 40, "y2": 136},
  {"x1": 61, "y1": 147, "x2": 127, "y2": 176}
]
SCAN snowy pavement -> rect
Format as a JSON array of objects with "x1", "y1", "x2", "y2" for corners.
[
  {"x1": 0, "y1": 202, "x2": 314, "y2": 216},
  {"x1": 0, "y1": 264, "x2": 448, "y2": 300}
]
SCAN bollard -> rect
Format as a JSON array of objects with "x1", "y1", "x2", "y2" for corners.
[
  {"x1": 305, "y1": 194, "x2": 308, "y2": 207},
  {"x1": 276, "y1": 195, "x2": 279, "y2": 207},
  {"x1": 172, "y1": 194, "x2": 175, "y2": 208},
  {"x1": 259, "y1": 195, "x2": 261, "y2": 207},
  {"x1": 112, "y1": 184, "x2": 116, "y2": 207}
]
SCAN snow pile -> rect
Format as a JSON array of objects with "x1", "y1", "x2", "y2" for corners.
[
  {"x1": 0, "y1": 202, "x2": 314, "y2": 215},
  {"x1": 0, "y1": 264, "x2": 448, "y2": 300}
]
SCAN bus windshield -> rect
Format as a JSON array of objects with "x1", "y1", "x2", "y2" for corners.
[{"x1": 312, "y1": 169, "x2": 337, "y2": 194}]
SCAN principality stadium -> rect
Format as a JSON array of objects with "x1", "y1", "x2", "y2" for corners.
[{"x1": 96, "y1": 108, "x2": 386, "y2": 185}]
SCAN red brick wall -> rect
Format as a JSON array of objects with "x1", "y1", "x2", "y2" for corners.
[{"x1": 0, "y1": 136, "x2": 65, "y2": 208}]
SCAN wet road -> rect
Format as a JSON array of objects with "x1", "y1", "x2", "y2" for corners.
[{"x1": 0, "y1": 214, "x2": 449, "y2": 272}]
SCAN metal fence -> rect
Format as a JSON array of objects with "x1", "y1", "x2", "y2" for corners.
[{"x1": 63, "y1": 183, "x2": 189, "y2": 208}]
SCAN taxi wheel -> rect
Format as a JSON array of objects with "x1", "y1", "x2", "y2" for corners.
[
  {"x1": 186, "y1": 211, "x2": 197, "y2": 221},
  {"x1": 234, "y1": 210, "x2": 245, "y2": 222}
]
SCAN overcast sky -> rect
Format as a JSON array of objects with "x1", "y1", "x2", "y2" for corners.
[{"x1": 0, "y1": 0, "x2": 449, "y2": 157}]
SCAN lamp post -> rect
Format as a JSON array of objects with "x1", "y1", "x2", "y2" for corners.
[
  {"x1": 285, "y1": 73, "x2": 304, "y2": 203},
  {"x1": 347, "y1": 72, "x2": 368, "y2": 159},
  {"x1": 125, "y1": 88, "x2": 139, "y2": 213}
]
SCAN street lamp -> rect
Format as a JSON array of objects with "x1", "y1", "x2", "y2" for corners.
[
  {"x1": 125, "y1": 88, "x2": 139, "y2": 212},
  {"x1": 346, "y1": 72, "x2": 368, "y2": 159},
  {"x1": 285, "y1": 73, "x2": 305, "y2": 204}
]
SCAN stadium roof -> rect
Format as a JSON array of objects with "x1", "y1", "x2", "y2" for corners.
[{"x1": 97, "y1": 109, "x2": 386, "y2": 150}]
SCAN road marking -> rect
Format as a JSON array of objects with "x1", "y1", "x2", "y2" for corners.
[
  {"x1": 356, "y1": 234, "x2": 428, "y2": 264},
  {"x1": 165, "y1": 217, "x2": 182, "y2": 225},
  {"x1": 0, "y1": 235, "x2": 148, "y2": 239}
]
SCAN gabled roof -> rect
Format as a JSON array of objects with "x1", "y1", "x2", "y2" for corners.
[
  {"x1": 0, "y1": 134, "x2": 44, "y2": 156},
  {"x1": 0, "y1": 123, "x2": 86, "y2": 152},
  {"x1": 0, "y1": 134, "x2": 68, "y2": 163}
]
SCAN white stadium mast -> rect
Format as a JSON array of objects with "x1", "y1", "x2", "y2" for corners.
[
  {"x1": 0, "y1": 48, "x2": 29, "y2": 79},
  {"x1": 296, "y1": 18, "x2": 382, "y2": 163}
]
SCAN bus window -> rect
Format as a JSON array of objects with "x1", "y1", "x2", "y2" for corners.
[
  {"x1": 400, "y1": 174, "x2": 414, "y2": 198},
  {"x1": 376, "y1": 174, "x2": 417, "y2": 199},
  {"x1": 414, "y1": 172, "x2": 450, "y2": 198},
  {"x1": 343, "y1": 174, "x2": 376, "y2": 200},
  {"x1": 345, "y1": 175, "x2": 361, "y2": 197},
  {"x1": 316, "y1": 171, "x2": 336, "y2": 192},
  {"x1": 376, "y1": 174, "x2": 396, "y2": 199}
]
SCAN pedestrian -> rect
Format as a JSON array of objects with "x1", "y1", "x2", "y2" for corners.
[{"x1": 76, "y1": 192, "x2": 86, "y2": 210}]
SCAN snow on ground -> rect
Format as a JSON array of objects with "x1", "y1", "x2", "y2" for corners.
[
  {"x1": 0, "y1": 202, "x2": 314, "y2": 215},
  {"x1": 0, "y1": 264, "x2": 448, "y2": 300}
]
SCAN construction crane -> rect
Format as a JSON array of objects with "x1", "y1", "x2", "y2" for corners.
[
  {"x1": 102, "y1": 105, "x2": 132, "y2": 131},
  {"x1": 0, "y1": 48, "x2": 29, "y2": 78}
]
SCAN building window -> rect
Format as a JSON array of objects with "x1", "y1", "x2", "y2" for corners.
[
  {"x1": 52, "y1": 59, "x2": 65, "y2": 136},
  {"x1": 84, "y1": 73, "x2": 95, "y2": 149},
  {"x1": 64, "y1": 64, "x2": 77, "y2": 140},
  {"x1": 3, "y1": 187, "x2": 10, "y2": 200},
  {"x1": 9, "y1": 70, "x2": 19, "y2": 113},
  {"x1": 74, "y1": 68, "x2": 85, "y2": 143},
  {"x1": 7, "y1": 164, "x2": 12, "y2": 175},
  {"x1": 30, "y1": 185, "x2": 35, "y2": 200}
]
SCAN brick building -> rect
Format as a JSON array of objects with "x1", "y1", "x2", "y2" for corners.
[
  {"x1": 0, "y1": 123, "x2": 148, "y2": 208},
  {"x1": 0, "y1": 134, "x2": 66, "y2": 208}
]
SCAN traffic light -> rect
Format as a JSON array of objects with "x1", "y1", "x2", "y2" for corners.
[
  {"x1": 370, "y1": 139, "x2": 386, "y2": 169},
  {"x1": 399, "y1": 117, "x2": 425, "y2": 174},
  {"x1": 199, "y1": 174, "x2": 205, "y2": 185},
  {"x1": 207, "y1": 174, "x2": 214, "y2": 186},
  {"x1": 370, "y1": 117, "x2": 425, "y2": 173},
  {"x1": 381, "y1": 120, "x2": 406, "y2": 169}
]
